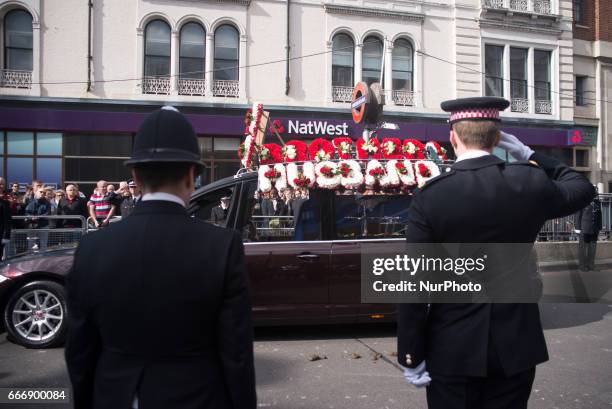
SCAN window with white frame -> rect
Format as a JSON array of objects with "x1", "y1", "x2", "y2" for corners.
[
  {"x1": 179, "y1": 22, "x2": 206, "y2": 80},
  {"x1": 362, "y1": 36, "x2": 383, "y2": 86},
  {"x1": 144, "y1": 20, "x2": 171, "y2": 77},
  {"x1": 534, "y1": 50, "x2": 551, "y2": 114},
  {"x1": 142, "y1": 20, "x2": 171, "y2": 95},
  {"x1": 392, "y1": 38, "x2": 413, "y2": 92},
  {"x1": 4, "y1": 9, "x2": 33, "y2": 72},
  {"x1": 214, "y1": 25, "x2": 239, "y2": 82},
  {"x1": 510, "y1": 47, "x2": 528, "y2": 112},
  {"x1": 331, "y1": 33, "x2": 354, "y2": 88},
  {"x1": 484, "y1": 43, "x2": 554, "y2": 115},
  {"x1": 575, "y1": 75, "x2": 586, "y2": 106},
  {"x1": 485, "y1": 45, "x2": 504, "y2": 97}
]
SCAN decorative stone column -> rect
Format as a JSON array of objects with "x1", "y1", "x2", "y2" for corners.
[
  {"x1": 170, "y1": 30, "x2": 179, "y2": 96},
  {"x1": 384, "y1": 40, "x2": 394, "y2": 106},
  {"x1": 205, "y1": 33, "x2": 213, "y2": 96},
  {"x1": 135, "y1": 28, "x2": 144, "y2": 94},
  {"x1": 354, "y1": 43, "x2": 362, "y2": 84},
  {"x1": 239, "y1": 34, "x2": 248, "y2": 100},
  {"x1": 31, "y1": 21, "x2": 41, "y2": 95}
]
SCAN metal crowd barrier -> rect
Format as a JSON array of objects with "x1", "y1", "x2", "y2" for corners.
[
  {"x1": 4, "y1": 215, "x2": 87, "y2": 259},
  {"x1": 537, "y1": 194, "x2": 612, "y2": 242},
  {"x1": 251, "y1": 215, "x2": 295, "y2": 239}
]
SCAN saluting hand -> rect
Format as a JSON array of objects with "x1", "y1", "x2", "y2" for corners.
[{"x1": 498, "y1": 131, "x2": 535, "y2": 161}]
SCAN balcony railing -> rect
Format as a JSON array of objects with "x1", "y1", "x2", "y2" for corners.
[
  {"x1": 0, "y1": 69, "x2": 32, "y2": 89},
  {"x1": 392, "y1": 90, "x2": 416, "y2": 106},
  {"x1": 142, "y1": 77, "x2": 171, "y2": 95},
  {"x1": 511, "y1": 98, "x2": 530, "y2": 113},
  {"x1": 533, "y1": 0, "x2": 551, "y2": 13},
  {"x1": 178, "y1": 78, "x2": 206, "y2": 96},
  {"x1": 332, "y1": 86, "x2": 353, "y2": 103},
  {"x1": 483, "y1": 0, "x2": 552, "y2": 14},
  {"x1": 535, "y1": 100, "x2": 552, "y2": 114},
  {"x1": 212, "y1": 80, "x2": 239, "y2": 98}
]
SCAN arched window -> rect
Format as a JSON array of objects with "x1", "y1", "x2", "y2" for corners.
[
  {"x1": 144, "y1": 20, "x2": 171, "y2": 77},
  {"x1": 332, "y1": 33, "x2": 354, "y2": 87},
  {"x1": 214, "y1": 25, "x2": 239, "y2": 81},
  {"x1": 4, "y1": 10, "x2": 33, "y2": 71},
  {"x1": 179, "y1": 22, "x2": 205, "y2": 79},
  {"x1": 392, "y1": 38, "x2": 413, "y2": 91},
  {"x1": 362, "y1": 36, "x2": 383, "y2": 86}
]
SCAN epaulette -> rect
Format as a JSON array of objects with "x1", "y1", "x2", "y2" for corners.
[
  {"x1": 418, "y1": 166, "x2": 456, "y2": 191},
  {"x1": 507, "y1": 160, "x2": 540, "y2": 168}
]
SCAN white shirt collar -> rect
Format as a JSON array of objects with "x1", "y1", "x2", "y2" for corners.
[
  {"x1": 141, "y1": 192, "x2": 186, "y2": 207},
  {"x1": 455, "y1": 150, "x2": 491, "y2": 163}
]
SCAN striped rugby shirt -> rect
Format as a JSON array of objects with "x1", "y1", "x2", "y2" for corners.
[{"x1": 88, "y1": 192, "x2": 113, "y2": 219}]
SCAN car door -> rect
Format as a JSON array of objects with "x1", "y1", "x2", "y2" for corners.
[
  {"x1": 330, "y1": 194, "x2": 412, "y2": 323},
  {"x1": 235, "y1": 180, "x2": 331, "y2": 325}
]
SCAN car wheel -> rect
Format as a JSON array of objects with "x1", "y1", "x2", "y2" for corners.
[{"x1": 3, "y1": 281, "x2": 67, "y2": 348}]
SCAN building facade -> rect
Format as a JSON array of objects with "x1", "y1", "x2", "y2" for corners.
[
  {"x1": 572, "y1": 0, "x2": 612, "y2": 192},
  {"x1": 0, "y1": 0, "x2": 601, "y2": 193}
]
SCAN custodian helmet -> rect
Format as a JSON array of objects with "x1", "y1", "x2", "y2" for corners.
[{"x1": 124, "y1": 106, "x2": 204, "y2": 167}]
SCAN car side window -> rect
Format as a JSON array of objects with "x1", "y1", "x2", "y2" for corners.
[
  {"x1": 334, "y1": 194, "x2": 411, "y2": 239},
  {"x1": 193, "y1": 187, "x2": 235, "y2": 227},
  {"x1": 239, "y1": 181, "x2": 322, "y2": 242}
]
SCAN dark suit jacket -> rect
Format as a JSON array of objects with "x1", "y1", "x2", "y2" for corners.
[
  {"x1": 211, "y1": 205, "x2": 229, "y2": 224},
  {"x1": 575, "y1": 199, "x2": 602, "y2": 235},
  {"x1": 261, "y1": 199, "x2": 285, "y2": 217},
  {"x1": 399, "y1": 153, "x2": 595, "y2": 378},
  {"x1": 65, "y1": 200, "x2": 256, "y2": 409},
  {"x1": 0, "y1": 198, "x2": 12, "y2": 241}
]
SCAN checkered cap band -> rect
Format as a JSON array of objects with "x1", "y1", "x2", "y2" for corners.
[{"x1": 449, "y1": 108, "x2": 500, "y2": 123}]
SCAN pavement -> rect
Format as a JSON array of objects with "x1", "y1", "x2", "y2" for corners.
[{"x1": 0, "y1": 301, "x2": 611, "y2": 409}]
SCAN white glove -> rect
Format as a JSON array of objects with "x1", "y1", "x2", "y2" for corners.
[
  {"x1": 498, "y1": 131, "x2": 534, "y2": 161},
  {"x1": 403, "y1": 361, "x2": 432, "y2": 388},
  {"x1": 574, "y1": 230, "x2": 581, "y2": 234}
]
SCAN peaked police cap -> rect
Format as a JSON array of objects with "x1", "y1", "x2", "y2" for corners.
[{"x1": 125, "y1": 106, "x2": 204, "y2": 167}]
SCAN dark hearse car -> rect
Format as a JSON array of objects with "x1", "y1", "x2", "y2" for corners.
[{"x1": 0, "y1": 171, "x2": 410, "y2": 348}]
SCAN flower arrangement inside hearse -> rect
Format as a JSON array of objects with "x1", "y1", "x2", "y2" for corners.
[{"x1": 253, "y1": 137, "x2": 449, "y2": 195}]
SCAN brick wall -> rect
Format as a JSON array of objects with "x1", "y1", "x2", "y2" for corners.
[
  {"x1": 594, "y1": 0, "x2": 612, "y2": 42},
  {"x1": 573, "y1": 0, "x2": 595, "y2": 41},
  {"x1": 573, "y1": 0, "x2": 612, "y2": 42}
]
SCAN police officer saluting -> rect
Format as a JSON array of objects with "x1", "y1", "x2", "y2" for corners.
[
  {"x1": 65, "y1": 106, "x2": 256, "y2": 409},
  {"x1": 398, "y1": 97, "x2": 594, "y2": 409}
]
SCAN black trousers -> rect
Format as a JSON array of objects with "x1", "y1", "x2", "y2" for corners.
[
  {"x1": 426, "y1": 336, "x2": 536, "y2": 409},
  {"x1": 578, "y1": 233, "x2": 598, "y2": 270},
  {"x1": 426, "y1": 368, "x2": 535, "y2": 409}
]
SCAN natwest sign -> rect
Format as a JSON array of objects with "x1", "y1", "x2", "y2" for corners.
[{"x1": 286, "y1": 120, "x2": 350, "y2": 136}]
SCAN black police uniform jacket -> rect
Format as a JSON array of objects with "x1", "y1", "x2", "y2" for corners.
[
  {"x1": 65, "y1": 200, "x2": 256, "y2": 409},
  {"x1": 398, "y1": 153, "x2": 595, "y2": 377}
]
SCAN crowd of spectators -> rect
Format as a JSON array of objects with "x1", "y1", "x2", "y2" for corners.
[{"x1": 0, "y1": 177, "x2": 142, "y2": 231}]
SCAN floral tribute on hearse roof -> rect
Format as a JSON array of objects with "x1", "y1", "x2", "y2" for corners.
[{"x1": 238, "y1": 103, "x2": 450, "y2": 195}]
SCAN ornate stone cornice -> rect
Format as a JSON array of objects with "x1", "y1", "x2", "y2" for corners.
[
  {"x1": 479, "y1": 19, "x2": 562, "y2": 36},
  {"x1": 323, "y1": 4, "x2": 424, "y2": 22}
]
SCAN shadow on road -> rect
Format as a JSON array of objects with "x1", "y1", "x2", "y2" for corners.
[
  {"x1": 254, "y1": 323, "x2": 396, "y2": 342},
  {"x1": 539, "y1": 303, "x2": 612, "y2": 330}
]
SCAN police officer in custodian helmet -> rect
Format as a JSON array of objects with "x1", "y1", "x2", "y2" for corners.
[
  {"x1": 65, "y1": 106, "x2": 256, "y2": 409},
  {"x1": 397, "y1": 97, "x2": 595, "y2": 409}
]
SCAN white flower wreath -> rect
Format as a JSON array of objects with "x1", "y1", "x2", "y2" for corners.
[
  {"x1": 397, "y1": 159, "x2": 417, "y2": 187},
  {"x1": 380, "y1": 160, "x2": 401, "y2": 188},
  {"x1": 287, "y1": 163, "x2": 316, "y2": 189},
  {"x1": 365, "y1": 159, "x2": 386, "y2": 188},
  {"x1": 315, "y1": 161, "x2": 341, "y2": 189},
  {"x1": 414, "y1": 160, "x2": 441, "y2": 188},
  {"x1": 258, "y1": 163, "x2": 287, "y2": 192},
  {"x1": 339, "y1": 160, "x2": 364, "y2": 190}
]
